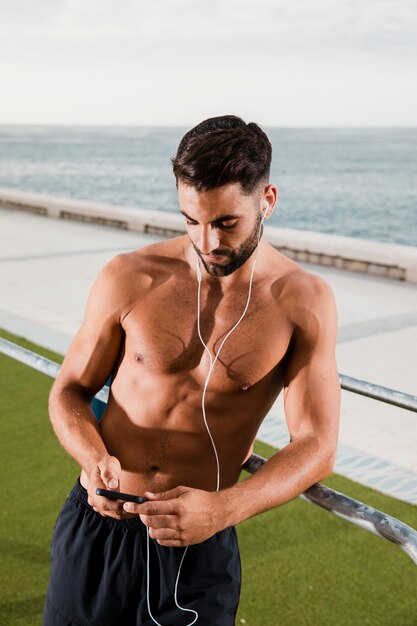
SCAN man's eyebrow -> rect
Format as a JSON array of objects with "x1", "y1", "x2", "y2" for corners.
[{"x1": 180, "y1": 210, "x2": 241, "y2": 223}]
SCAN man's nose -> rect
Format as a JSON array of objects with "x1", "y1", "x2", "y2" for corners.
[{"x1": 197, "y1": 225, "x2": 220, "y2": 254}]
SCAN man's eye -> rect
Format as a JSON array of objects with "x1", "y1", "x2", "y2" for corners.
[
  {"x1": 216, "y1": 222, "x2": 237, "y2": 230},
  {"x1": 186, "y1": 220, "x2": 198, "y2": 226}
]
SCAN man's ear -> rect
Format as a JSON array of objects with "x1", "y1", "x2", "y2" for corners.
[{"x1": 261, "y1": 184, "x2": 278, "y2": 219}]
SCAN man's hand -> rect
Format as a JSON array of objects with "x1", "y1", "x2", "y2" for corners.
[
  {"x1": 123, "y1": 486, "x2": 227, "y2": 546},
  {"x1": 86, "y1": 455, "x2": 133, "y2": 519}
]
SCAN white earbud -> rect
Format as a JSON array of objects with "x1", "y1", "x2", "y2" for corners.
[{"x1": 262, "y1": 200, "x2": 269, "y2": 221}]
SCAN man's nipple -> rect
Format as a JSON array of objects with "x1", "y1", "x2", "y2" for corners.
[{"x1": 134, "y1": 352, "x2": 144, "y2": 363}]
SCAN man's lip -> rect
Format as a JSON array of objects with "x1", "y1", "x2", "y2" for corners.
[{"x1": 203, "y1": 254, "x2": 227, "y2": 262}]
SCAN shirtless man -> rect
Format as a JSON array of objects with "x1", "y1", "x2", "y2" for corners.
[{"x1": 42, "y1": 115, "x2": 340, "y2": 626}]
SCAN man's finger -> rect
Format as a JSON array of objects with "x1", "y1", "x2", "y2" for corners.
[
  {"x1": 92, "y1": 500, "x2": 121, "y2": 514},
  {"x1": 99, "y1": 468, "x2": 119, "y2": 490},
  {"x1": 156, "y1": 538, "x2": 185, "y2": 547},
  {"x1": 97, "y1": 455, "x2": 121, "y2": 490},
  {"x1": 140, "y1": 514, "x2": 182, "y2": 530},
  {"x1": 123, "y1": 500, "x2": 179, "y2": 516},
  {"x1": 149, "y1": 527, "x2": 179, "y2": 541},
  {"x1": 144, "y1": 486, "x2": 187, "y2": 501}
]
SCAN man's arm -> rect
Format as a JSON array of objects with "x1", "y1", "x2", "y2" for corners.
[
  {"x1": 124, "y1": 273, "x2": 340, "y2": 544},
  {"x1": 49, "y1": 255, "x2": 128, "y2": 516},
  {"x1": 220, "y1": 273, "x2": 340, "y2": 525}
]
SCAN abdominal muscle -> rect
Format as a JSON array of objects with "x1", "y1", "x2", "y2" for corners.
[{"x1": 80, "y1": 374, "x2": 264, "y2": 499}]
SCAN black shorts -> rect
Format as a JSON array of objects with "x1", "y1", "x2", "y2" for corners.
[{"x1": 42, "y1": 479, "x2": 241, "y2": 625}]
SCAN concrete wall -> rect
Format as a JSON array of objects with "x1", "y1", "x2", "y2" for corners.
[{"x1": 1, "y1": 186, "x2": 416, "y2": 283}]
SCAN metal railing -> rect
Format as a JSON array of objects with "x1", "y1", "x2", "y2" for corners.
[
  {"x1": 1, "y1": 336, "x2": 417, "y2": 565},
  {"x1": 339, "y1": 374, "x2": 417, "y2": 412}
]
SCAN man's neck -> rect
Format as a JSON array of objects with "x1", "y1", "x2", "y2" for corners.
[{"x1": 183, "y1": 239, "x2": 269, "y2": 292}]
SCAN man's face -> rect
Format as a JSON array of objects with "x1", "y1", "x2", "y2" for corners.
[{"x1": 179, "y1": 181, "x2": 263, "y2": 277}]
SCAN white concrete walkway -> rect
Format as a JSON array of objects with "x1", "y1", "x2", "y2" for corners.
[{"x1": 1, "y1": 208, "x2": 416, "y2": 503}]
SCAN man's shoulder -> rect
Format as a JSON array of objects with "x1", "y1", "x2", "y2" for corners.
[
  {"x1": 272, "y1": 259, "x2": 336, "y2": 323},
  {"x1": 88, "y1": 238, "x2": 187, "y2": 320},
  {"x1": 283, "y1": 266, "x2": 333, "y2": 300},
  {"x1": 102, "y1": 236, "x2": 187, "y2": 279}
]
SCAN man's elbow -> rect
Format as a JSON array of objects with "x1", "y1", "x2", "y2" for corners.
[
  {"x1": 48, "y1": 378, "x2": 92, "y2": 422},
  {"x1": 318, "y1": 448, "x2": 337, "y2": 481},
  {"x1": 48, "y1": 378, "x2": 69, "y2": 410}
]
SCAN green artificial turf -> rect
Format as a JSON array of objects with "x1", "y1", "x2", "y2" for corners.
[{"x1": 0, "y1": 328, "x2": 416, "y2": 626}]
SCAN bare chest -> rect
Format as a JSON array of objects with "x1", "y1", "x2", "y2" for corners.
[{"x1": 122, "y1": 281, "x2": 293, "y2": 391}]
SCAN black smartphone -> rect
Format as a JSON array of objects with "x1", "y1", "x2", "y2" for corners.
[{"x1": 96, "y1": 488, "x2": 147, "y2": 504}]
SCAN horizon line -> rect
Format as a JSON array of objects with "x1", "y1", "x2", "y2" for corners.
[{"x1": 0, "y1": 122, "x2": 416, "y2": 130}]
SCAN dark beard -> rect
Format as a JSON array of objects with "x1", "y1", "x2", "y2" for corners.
[{"x1": 193, "y1": 213, "x2": 263, "y2": 277}]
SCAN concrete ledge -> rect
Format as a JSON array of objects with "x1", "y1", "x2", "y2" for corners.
[
  {"x1": 266, "y1": 229, "x2": 417, "y2": 282},
  {"x1": 0, "y1": 187, "x2": 185, "y2": 238},
  {"x1": 1, "y1": 187, "x2": 416, "y2": 282}
]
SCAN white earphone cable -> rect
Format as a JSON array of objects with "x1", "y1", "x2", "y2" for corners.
[
  {"x1": 196, "y1": 211, "x2": 265, "y2": 491},
  {"x1": 146, "y1": 206, "x2": 267, "y2": 625},
  {"x1": 146, "y1": 529, "x2": 198, "y2": 626}
]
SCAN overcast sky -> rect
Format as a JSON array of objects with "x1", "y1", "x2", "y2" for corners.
[{"x1": 0, "y1": 0, "x2": 416, "y2": 126}]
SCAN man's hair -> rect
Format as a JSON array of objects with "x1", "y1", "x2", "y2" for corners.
[{"x1": 171, "y1": 115, "x2": 272, "y2": 194}]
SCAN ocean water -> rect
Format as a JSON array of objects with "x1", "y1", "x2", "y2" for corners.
[{"x1": 0, "y1": 125, "x2": 416, "y2": 246}]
